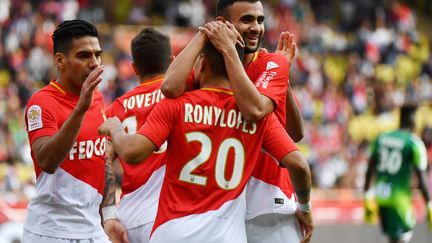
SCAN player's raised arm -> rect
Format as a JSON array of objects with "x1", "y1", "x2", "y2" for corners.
[
  {"x1": 200, "y1": 21, "x2": 274, "y2": 122},
  {"x1": 31, "y1": 66, "x2": 104, "y2": 174},
  {"x1": 98, "y1": 117, "x2": 156, "y2": 164},
  {"x1": 285, "y1": 83, "x2": 304, "y2": 142},
  {"x1": 275, "y1": 31, "x2": 304, "y2": 142},
  {"x1": 161, "y1": 31, "x2": 207, "y2": 98}
]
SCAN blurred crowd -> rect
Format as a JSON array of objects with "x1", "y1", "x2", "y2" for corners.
[{"x1": 1, "y1": 0, "x2": 432, "y2": 205}]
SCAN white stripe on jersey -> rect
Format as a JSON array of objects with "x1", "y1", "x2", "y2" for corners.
[
  {"x1": 150, "y1": 189, "x2": 247, "y2": 243},
  {"x1": 24, "y1": 168, "x2": 105, "y2": 239},
  {"x1": 118, "y1": 165, "x2": 165, "y2": 229},
  {"x1": 245, "y1": 176, "x2": 297, "y2": 220}
]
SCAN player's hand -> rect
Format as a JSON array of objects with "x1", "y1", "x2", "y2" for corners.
[
  {"x1": 199, "y1": 21, "x2": 243, "y2": 53},
  {"x1": 103, "y1": 219, "x2": 129, "y2": 243},
  {"x1": 76, "y1": 65, "x2": 104, "y2": 113},
  {"x1": 98, "y1": 117, "x2": 123, "y2": 137},
  {"x1": 364, "y1": 198, "x2": 379, "y2": 225},
  {"x1": 427, "y1": 202, "x2": 432, "y2": 230},
  {"x1": 214, "y1": 19, "x2": 245, "y2": 48},
  {"x1": 275, "y1": 31, "x2": 296, "y2": 66},
  {"x1": 225, "y1": 21, "x2": 245, "y2": 48},
  {"x1": 295, "y1": 209, "x2": 314, "y2": 243}
]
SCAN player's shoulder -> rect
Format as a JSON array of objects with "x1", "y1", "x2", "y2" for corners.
[
  {"x1": 27, "y1": 85, "x2": 59, "y2": 107},
  {"x1": 261, "y1": 112, "x2": 280, "y2": 127},
  {"x1": 257, "y1": 52, "x2": 288, "y2": 64},
  {"x1": 407, "y1": 133, "x2": 425, "y2": 148},
  {"x1": 110, "y1": 88, "x2": 135, "y2": 105},
  {"x1": 253, "y1": 52, "x2": 289, "y2": 71},
  {"x1": 180, "y1": 89, "x2": 204, "y2": 99}
]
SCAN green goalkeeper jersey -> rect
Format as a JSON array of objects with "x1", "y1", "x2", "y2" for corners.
[{"x1": 370, "y1": 129, "x2": 428, "y2": 207}]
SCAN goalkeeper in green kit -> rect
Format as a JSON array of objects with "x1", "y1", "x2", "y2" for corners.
[{"x1": 364, "y1": 103, "x2": 432, "y2": 243}]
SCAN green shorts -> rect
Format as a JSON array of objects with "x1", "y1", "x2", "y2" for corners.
[{"x1": 378, "y1": 206, "x2": 415, "y2": 238}]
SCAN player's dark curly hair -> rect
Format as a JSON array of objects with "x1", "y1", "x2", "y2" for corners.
[
  {"x1": 131, "y1": 27, "x2": 172, "y2": 77},
  {"x1": 216, "y1": 0, "x2": 260, "y2": 17},
  {"x1": 203, "y1": 41, "x2": 244, "y2": 78},
  {"x1": 52, "y1": 19, "x2": 99, "y2": 55}
]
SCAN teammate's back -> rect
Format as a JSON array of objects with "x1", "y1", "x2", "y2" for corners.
[
  {"x1": 138, "y1": 85, "x2": 297, "y2": 243},
  {"x1": 102, "y1": 28, "x2": 173, "y2": 243}
]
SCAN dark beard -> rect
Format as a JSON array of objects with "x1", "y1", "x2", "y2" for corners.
[{"x1": 244, "y1": 37, "x2": 262, "y2": 54}]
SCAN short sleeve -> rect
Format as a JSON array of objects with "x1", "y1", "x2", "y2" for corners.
[
  {"x1": 262, "y1": 113, "x2": 298, "y2": 161},
  {"x1": 25, "y1": 97, "x2": 58, "y2": 144},
  {"x1": 137, "y1": 99, "x2": 178, "y2": 148},
  {"x1": 252, "y1": 54, "x2": 289, "y2": 108}
]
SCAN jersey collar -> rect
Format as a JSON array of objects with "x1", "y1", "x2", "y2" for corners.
[
  {"x1": 200, "y1": 87, "x2": 233, "y2": 95},
  {"x1": 50, "y1": 80, "x2": 67, "y2": 95},
  {"x1": 139, "y1": 75, "x2": 164, "y2": 87},
  {"x1": 244, "y1": 52, "x2": 259, "y2": 67}
]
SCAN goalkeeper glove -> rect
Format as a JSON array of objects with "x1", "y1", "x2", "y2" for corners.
[{"x1": 364, "y1": 190, "x2": 379, "y2": 225}]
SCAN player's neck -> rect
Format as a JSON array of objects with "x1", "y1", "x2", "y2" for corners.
[
  {"x1": 139, "y1": 73, "x2": 164, "y2": 84},
  {"x1": 201, "y1": 77, "x2": 230, "y2": 90},
  {"x1": 243, "y1": 52, "x2": 256, "y2": 66},
  {"x1": 56, "y1": 77, "x2": 80, "y2": 96}
]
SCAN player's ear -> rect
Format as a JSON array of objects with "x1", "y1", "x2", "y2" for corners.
[
  {"x1": 131, "y1": 62, "x2": 140, "y2": 76},
  {"x1": 198, "y1": 54, "x2": 206, "y2": 72},
  {"x1": 54, "y1": 53, "x2": 65, "y2": 70},
  {"x1": 169, "y1": 55, "x2": 175, "y2": 63}
]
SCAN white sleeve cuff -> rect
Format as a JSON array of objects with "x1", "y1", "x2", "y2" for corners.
[{"x1": 102, "y1": 205, "x2": 118, "y2": 222}]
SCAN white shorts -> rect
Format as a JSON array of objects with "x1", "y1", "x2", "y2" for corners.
[
  {"x1": 245, "y1": 213, "x2": 302, "y2": 243},
  {"x1": 22, "y1": 229, "x2": 111, "y2": 243},
  {"x1": 127, "y1": 222, "x2": 153, "y2": 243}
]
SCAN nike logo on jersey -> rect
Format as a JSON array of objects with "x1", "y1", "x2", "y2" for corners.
[{"x1": 266, "y1": 61, "x2": 279, "y2": 71}]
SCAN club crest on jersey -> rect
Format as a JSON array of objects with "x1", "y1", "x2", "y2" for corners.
[
  {"x1": 266, "y1": 61, "x2": 279, "y2": 71},
  {"x1": 27, "y1": 105, "x2": 43, "y2": 131}
]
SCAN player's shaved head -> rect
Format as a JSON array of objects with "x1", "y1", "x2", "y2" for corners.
[
  {"x1": 131, "y1": 27, "x2": 172, "y2": 77},
  {"x1": 52, "y1": 19, "x2": 99, "y2": 55},
  {"x1": 216, "y1": 0, "x2": 260, "y2": 18}
]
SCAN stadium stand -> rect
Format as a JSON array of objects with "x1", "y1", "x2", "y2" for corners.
[{"x1": 0, "y1": 1, "x2": 431, "y2": 240}]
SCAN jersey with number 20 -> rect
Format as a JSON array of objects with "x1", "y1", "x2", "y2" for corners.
[{"x1": 138, "y1": 87, "x2": 298, "y2": 243}]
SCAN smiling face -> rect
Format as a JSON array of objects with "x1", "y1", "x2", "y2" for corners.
[
  {"x1": 225, "y1": 1, "x2": 265, "y2": 54},
  {"x1": 55, "y1": 36, "x2": 102, "y2": 93}
]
